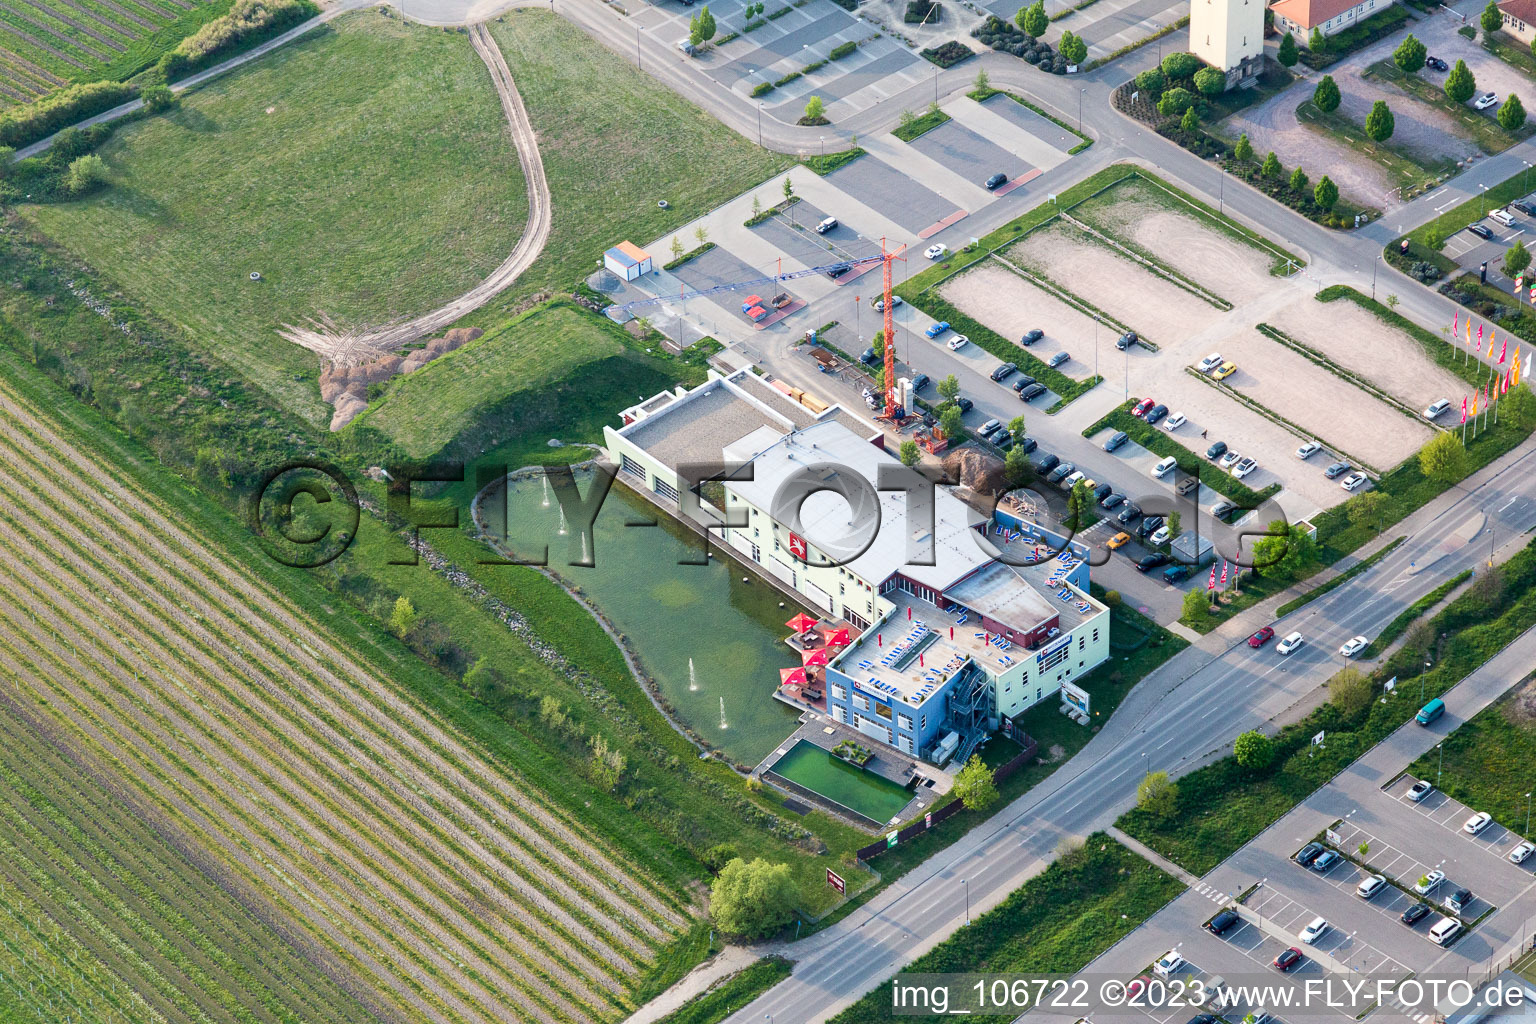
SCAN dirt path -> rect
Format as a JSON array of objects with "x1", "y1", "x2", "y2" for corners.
[{"x1": 280, "y1": 21, "x2": 552, "y2": 372}]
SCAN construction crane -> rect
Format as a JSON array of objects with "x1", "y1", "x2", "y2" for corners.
[{"x1": 606, "y1": 239, "x2": 908, "y2": 417}]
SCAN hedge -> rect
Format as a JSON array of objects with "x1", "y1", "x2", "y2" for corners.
[
  {"x1": 158, "y1": 0, "x2": 317, "y2": 81},
  {"x1": 829, "y1": 40, "x2": 857, "y2": 59},
  {"x1": 1082, "y1": 401, "x2": 1280, "y2": 507},
  {"x1": 0, "y1": 81, "x2": 136, "y2": 149}
]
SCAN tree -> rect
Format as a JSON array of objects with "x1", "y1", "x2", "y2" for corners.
[
  {"x1": 782, "y1": 175, "x2": 794, "y2": 202},
  {"x1": 1067, "y1": 480, "x2": 1093, "y2": 526},
  {"x1": 1419, "y1": 431, "x2": 1469, "y2": 484},
  {"x1": 1313, "y1": 74, "x2": 1341, "y2": 113},
  {"x1": 1261, "y1": 151, "x2": 1282, "y2": 179},
  {"x1": 1308, "y1": 26, "x2": 1326, "y2": 53},
  {"x1": 694, "y1": 224, "x2": 709, "y2": 247},
  {"x1": 1194, "y1": 66, "x2": 1226, "y2": 95},
  {"x1": 1500, "y1": 92, "x2": 1528, "y2": 130},
  {"x1": 1233, "y1": 132, "x2": 1254, "y2": 162},
  {"x1": 1425, "y1": 225, "x2": 1445, "y2": 251},
  {"x1": 802, "y1": 95, "x2": 825, "y2": 123},
  {"x1": 1329, "y1": 667, "x2": 1374, "y2": 718},
  {"x1": 1364, "y1": 100, "x2": 1395, "y2": 141},
  {"x1": 1347, "y1": 490, "x2": 1388, "y2": 532},
  {"x1": 1180, "y1": 106, "x2": 1200, "y2": 133},
  {"x1": 389, "y1": 595, "x2": 417, "y2": 639},
  {"x1": 1181, "y1": 587, "x2": 1210, "y2": 623},
  {"x1": 64, "y1": 153, "x2": 107, "y2": 195},
  {"x1": 1314, "y1": 174, "x2": 1339, "y2": 211},
  {"x1": 1445, "y1": 59, "x2": 1476, "y2": 104},
  {"x1": 1393, "y1": 33, "x2": 1426, "y2": 73},
  {"x1": 1288, "y1": 166, "x2": 1309, "y2": 193},
  {"x1": 1505, "y1": 382, "x2": 1536, "y2": 429},
  {"x1": 1507, "y1": 239, "x2": 1532, "y2": 278},
  {"x1": 937, "y1": 374, "x2": 961, "y2": 403},
  {"x1": 1160, "y1": 51, "x2": 1201, "y2": 80},
  {"x1": 1022, "y1": 0, "x2": 1047, "y2": 36},
  {"x1": 589, "y1": 734, "x2": 627, "y2": 791},
  {"x1": 1166, "y1": 510, "x2": 1182, "y2": 537},
  {"x1": 1060, "y1": 29, "x2": 1087, "y2": 65},
  {"x1": 1157, "y1": 87, "x2": 1196, "y2": 117},
  {"x1": 1234, "y1": 730, "x2": 1275, "y2": 769},
  {"x1": 899, "y1": 440, "x2": 922, "y2": 467},
  {"x1": 1251, "y1": 518, "x2": 1316, "y2": 579},
  {"x1": 1134, "y1": 68, "x2": 1166, "y2": 94},
  {"x1": 140, "y1": 83, "x2": 175, "y2": 113},
  {"x1": 974, "y1": 67, "x2": 990, "y2": 93},
  {"x1": 1277, "y1": 31, "x2": 1298, "y2": 67},
  {"x1": 953, "y1": 754, "x2": 1000, "y2": 811},
  {"x1": 1481, "y1": 0, "x2": 1503, "y2": 35},
  {"x1": 1004, "y1": 444, "x2": 1031, "y2": 486},
  {"x1": 940, "y1": 405, "x2": 965, "y2": 440},
  {"x1": 700, "y1": 4, "x2": 717, "y2": 39},
  {"x1": 1009, "y1": 414, "x2": 1026, "y2": 438},
  {"x1": 1102, "y1": 589, "x2": 1122, "y2": 607},
  {"x1": 670, "y1": 235, "x2": 684, "y2": 262},
  {"x1": 709, "y1": 859, "x2": 798, "y2": 938},
  {"x1": 1137, "y1": 770, "x2": 1178, "y2": 819}
]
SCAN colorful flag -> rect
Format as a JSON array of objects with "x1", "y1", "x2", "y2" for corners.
[
  {"x1": 1472, "y1": 389, "x2": 1479, "y2": 416},
  {"x1": 1479, "y1": 323, "x2": 1485, "y2": 346},
  {"x1": 1220, "y1": 561, "x2": 1229, "y2": 586},
  {"x1": 1467, "y1": 319, "x2": 1474, "y2": 345},
  {"x1": 1489, "y1": 330, "x2": 1498, "y2": 358},
  {"x1": 1514, "y1": 349, "x2": 1524, "y2": 388},
  {"x1": 1504, "y1": 369, "x2": 1511, "y2": 395},
  {"x1": 1500, "y1": 339, "x2": 1508, "y2": 364},
  {"x1": 1461, "y1": 395, "x2": 1469, "y2": 423},
  {"x1": 1207, "y1": 564, "x2": 1216, "y2": 591},
  {"x1": 1453, "y1": 310, "x2": 1460, "y2": 337}
]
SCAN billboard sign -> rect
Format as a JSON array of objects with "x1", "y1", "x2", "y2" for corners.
[
  {"x1": 826, "y1": 868, "x2": 845, "y2": 894},
  {"x1": 1061, "y1": 680, "x2": 1090, "y2": 716}
]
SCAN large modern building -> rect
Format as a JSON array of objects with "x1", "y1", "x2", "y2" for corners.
[
  {"x1": 1190, "y1": 0, "x2": 1263, "y2": 88},
  {"x1": 604, "y1": 369, "x2": 1111, "y2": 765}
]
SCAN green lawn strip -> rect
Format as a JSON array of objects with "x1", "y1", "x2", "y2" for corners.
[
  {"x1": 912, "y1": 292, "x2": 1101, "y2": 408},
  {"x1": 893, "y1": 107, "x2": 950, "y2": 142},
  {"x1": 665, "y1": 241, "x2": 717, "y2": 270},
  {"x1": 802, "y1": 147, "x2": 864, "y2": 175},
  {"x1": 1183, "y1": 367, "x2": 1382, "y2": 476},
  {"x1": 969, "y1": 86, "x2": 1093, "y2": 153},
  {"x1": 1120, "y1": 539, "x2": 1536, "y2": 875},
  {"x1": 1081, "y1": 401, "x2": 1280, "y2": 507},
  {"x1": 1482, "y1": 32, "x2": 1536, "y2": 80},
  {"x1": 1400, "y1": 166, "x2": 1533, "y2": 250},
  {"x1": 1407, "y1": 691, "x2": 1536, "y2": 842},
  {"x1": 654, "y1": 955, "x2": 793, "y2": 1024},
  {"x1": 1367, "y1": 59, "x2": 1532, "y2": 155},
  {"x1": 1356, "y1": 570, "x2": 1470, "y2": 659},
  {"x1": 24, "y1": 13, "x2": 529, "y2": 428},
  {"x1": 1275, "y1": 536, "x2": 1404, "y2": 617},
  {"x1": 1295, "y1": 97, "x2": 1456, "y2": 194},
  {"x1": 829, "y1": 837, "x2": 1185, "y2": 1024}
]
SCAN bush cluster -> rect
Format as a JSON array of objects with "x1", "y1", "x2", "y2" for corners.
[
  {"x1": 158, "y1": 0, "x2": 314, "y2": 80},
  {"x1": 0, "y1": 81, "x2": 135, "y2": 149},
  {"x1": 919, "y1": 40, "x2": 973, "y2": 67}
]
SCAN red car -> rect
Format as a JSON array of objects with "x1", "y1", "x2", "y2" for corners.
[
  {"x1": 1131, "y1": 398, "x2": 1155, "y2": 418},
  {"x1": 1248, "y1": 627, "x2": 1275, "y2": 648},
  {"x1": 1127, "y1": 976, "x2": 1150, "y2": 999},
  {"x1": 1273, "y1": 947, "x2": 1304, "y2": 972}
]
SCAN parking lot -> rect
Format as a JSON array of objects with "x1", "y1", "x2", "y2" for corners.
[{"x1": 976, "y1": 0, "x2": 1186, "y2": 61}]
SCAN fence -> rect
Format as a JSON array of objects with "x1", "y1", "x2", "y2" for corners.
[{"x1": 855, "y1": 736, "x2": 1038, "y2": 861}]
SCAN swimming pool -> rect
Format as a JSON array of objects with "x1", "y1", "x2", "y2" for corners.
[{"x1": 768, "y1": 740, "x2": 914, "y2": 825}]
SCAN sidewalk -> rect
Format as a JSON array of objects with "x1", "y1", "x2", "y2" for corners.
[
  {"x1": 1107, "y1": 825, "x2": 1200, "y2": 888},
  {"x1": 624, "y1": 945, "x2": 771, "y2": 1024}
]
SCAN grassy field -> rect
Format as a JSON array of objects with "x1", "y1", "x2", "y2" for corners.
[
  {"x1": 473, "y1": 11, "x2": 790, "y2": 322},
  {"x1": 1409, "y1": 683, "x2": 1536, "y2": 841},
  {"x1": 22, "y1": 12, "x2": 528, "y2": 426}
]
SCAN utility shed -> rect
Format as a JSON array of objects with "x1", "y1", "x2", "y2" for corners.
[
  {"x1": 1171, "y1": 530, "x2": 1215, "y2": 568},
  {"x1": 603, "y1": 241, "x2": 653, "y2": 281}
]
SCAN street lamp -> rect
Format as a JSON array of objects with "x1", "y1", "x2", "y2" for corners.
[
  {"x1": 1218, "y1": 164, "x2": 1225, "y2": 216},
  {"x1": 1437, "y1": 742, "x2": 1444, "y2": 784},
  {"x1": 1421, "y1": 658, "x2": 1430, "y2": 703},
  {"x1": 1371, "y1": 254, "x2": 1380, "y2": 302},
  {"x1": 1524, "y1": 160, "x2": 1533, "y2": 194},
  {"x1": 1480, "y1": 183, "x2": 1491, "y2": 217},
  {"x1": 962, "y1": 878, "x2": 969, "y2": 923},
  {"x1": 934, "y1": 66, "x2": 939, "y2": 105},
  {"x1": 1526, "y1": 792, "x2": 1531, "y2": 835}
]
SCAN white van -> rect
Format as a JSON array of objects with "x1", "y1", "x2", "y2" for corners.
[
  {"x1": 1491, "y1": 208, "x2": 1516, "y2": 227},
  {"x1": 1429, "y1": 917, "x2": 1462, "y2": 946},
  {"x1": 1153, "y1": 456, "x2": 1178, "y2": 478}
]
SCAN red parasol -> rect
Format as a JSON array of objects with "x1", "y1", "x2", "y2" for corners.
[
  {"x1": 825, "y1": 628, "x2": 852, "y2": 647},
  {"x1": 785, "y1": 612, "x2": 819, "y2": 633},
  {"x1": 779, "y1": 667, "x2": 808, "y2": 688},
  {"x1": 802, "y1": 648, "x2": 830, "y2": 666}
]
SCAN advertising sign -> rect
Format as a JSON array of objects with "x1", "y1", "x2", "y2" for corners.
[
  {"x1": 1061, "y1": 680, "x2": 1090, "y2": 716},
  {"x1": 826, "y1": 869, "x2": 846, "y2": 894}
]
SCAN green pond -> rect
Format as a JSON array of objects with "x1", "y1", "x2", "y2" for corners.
[
  {"x1": 769, "y1": 740, "x2": 914, "y2": 824},
  {"x1": 482, "y1": 470, "x2": 803, "y2": 764}
]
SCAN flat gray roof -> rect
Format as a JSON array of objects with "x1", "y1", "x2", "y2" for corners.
[{"x1": 623, "y1": 378, "x2": 796, "y2": 468}]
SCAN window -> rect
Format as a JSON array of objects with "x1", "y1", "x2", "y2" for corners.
[
  {"x1": 899, "y1": 735, "x2": 914, "y2": 754},
  {"x1": 832, "y1": 684, "x2": 847, "y2": 700},
  {"x1": 653, "y1": 478, "x2": 680, "y2": 503},
  {"x1": 1077, "y1": 636, "x2": 1085, "y2": 650},
  {"x1": 921, "y1": 715, "x2": 927, "y2": 729},
  {"x1": 898, "y1": 714, "x2": 913, "y2": 731},
  {"x1": 620, "y1": 453, "x2": 645, "y2": 479},
  {"x1": 1036, "y1": 688, "x2": 1042, "y2": 700},
  {"x1": 832, "y1": 705, "x2": 847, "y2": 723},
  {"x1": 875, "y1": 702, "x2": 892, "y2": 721},
  {"x1": 1092, "y1": 629, "x2": 1100, "y2": 644},
  {"x1": 854, "y1": 693, "x2": 869, "y2": 711}
]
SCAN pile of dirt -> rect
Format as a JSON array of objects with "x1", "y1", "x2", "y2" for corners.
[
  {"x1": 317, "y1": 326, "x2": 484, "y2": 430},
  {"x1": 942, "y1": 447, "x2": 1005, "y2": 497}
]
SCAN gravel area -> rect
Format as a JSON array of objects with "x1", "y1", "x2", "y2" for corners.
[{"x1": 938, "y1": 261, "x2": 1100, "y2": 381}]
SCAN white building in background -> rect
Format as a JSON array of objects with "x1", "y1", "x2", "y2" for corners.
[{"x1": 1190, "y1": 0, "x2": 1264, "y2": 88}]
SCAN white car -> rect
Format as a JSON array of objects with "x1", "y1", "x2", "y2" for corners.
[
  {"x1": 1150, "y1": 525, "x2": 1171, "y2": 545},
  {"x1": 1341, "y1": 473, "x2": 1368, "y2": 492},
  {"x1": 1219, "y1": 450, "x2": 1242, "y2": 470},
  {"x1": 1197, "y1": 353, "x2": 1223, "y2": 373},
  {"x1": 947, "y1": 335, "x2": 968, "y2": 351},
  {"x1": 1165, "y1": 412, "x2": 1187, "y2": 430},
  {"x1": 1233, "y1": 457, "x2": 1258, "y2": 479},
  {"x1": 1424, "y1": 399, "x2": 1451, "y2": 420},
  {"x1": 1407, "y1": 779, "x2": 1435, "y2": 802},
  {"x1": 1357, "y1": 874, "x2": 1387, "y2": 900},
  {"x1": 1511, "y1": 840, "x2": 1536, "y2": 864},
  {"x1": 924, "y1": 243, "x2": 949, "y2": 260},
  {"x1": 1277, "y1": 631, "x2": 1305, "y2": 655},
  {"x1": 1153, "y1": 949, "x2": 1187, "y2": 977},
  {"x1": 1296, "y1": 441, "x2": 1321, "y2": 460},
  {"x1": 1415, "y1": 869, "x2": 1445, "y2": 894},
  {"x1": 1475, "y1": 91, "x2": 1499, "y2": 110},
  {"x1": 1298, "y1": 916, "x2": 1329, "y2": 944},
  {"x1": 1339, "y1": 635, "x2": 1368, "y2": 657},
  {"x1": 1464, "y1": 811, "x2": 1493, "y2": 835}
]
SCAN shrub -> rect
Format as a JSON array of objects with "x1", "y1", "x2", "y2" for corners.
[
  {"x1": 830, "y1": 40, "x2": 857, "y2": 59},
  {"x1": 1313, "y1": 74, "x2": 1340, "y2": 112},
  {"x1": 1134, "y1": 68, "x2": 1165, "y2": 94},
  {"x1": 64, "y1": 153, "x2": 107, "y2": 195},
  {"x1": 1289, "y1": 166, "x2": 1309, "y2": 193},
  {"x1": 920, "y1": 40, "x2": 973, "y2": 67},
  {"x1": 1137, "y1": 771, "x2": 1178, "y2": 818},
  {"x1": 1179, "y1": 106, "x2": 1199, "y2": 132},
  {"x1": 1314, "y1": 174, "x2": 1339, "y2": 212},
  {"x1": 953, "y1": 754, "x2": 1000, "y2": 811},
  {"x1": 1156, "y1": 86, "x2": 1195, "y2": 116},
  {"x1": 1419, "y1": 431, "x2": 1469, "y2": 484},
  {"x1": 1500, "y1": 93, "x2": 1527, "y2": 130},
  {"x1": 140, "y1": 84, "x2": 175, "y2": 114},
  {"x1": 710, "y1": 859, "x2": 798, "y2": 938},
  {"x1": 162, "y1": 0, "x2": 313, "y2": 79},
  {"x1": 1234, "y1": 730, "x2": 1275, "y2": 770},
  {"x1": 1059, "y1": 29, "x2": 1086, "y2": 65},
  {"x1": 1232, "y1": 132, "x2": 1253, "y2": 162},
  {"x1": 1308, "y1": 26, "x2": 1326, "y2": 53},
  {"x1": 1193, "y1": 67, "x2": 1226, "y2": 94},
  {"x1": 1364, "y1": 100, "x2": 1394, "y2": 141},
  {"x1": 1019, "y1": 0, "x2": 1047, "y2": 36},
  {"x1": 1393, "y1": 33, "x2": 1426, "y2": 73},
  {"x1": 904, "y1": 0, "x2": 940, "y2": 22},
  {"x1": 750, "y1": 81, "x2": 774, "y2": 97},
  {"x1": 1445, "y1": 59, "x2": 1476, "y2": 103},
  {"x1": 0, "y1": 81, "x2": 135, "y2": 149},
  {"x1": 1160, "y1": 51, "x2": 1200, "y2": 79},
  {"x1": 1277, "y1": 31, "x2": 1298, "y2": 67},
  {"x1": 1261, "y1": 151, "x2": 1282, "y2": 178}
]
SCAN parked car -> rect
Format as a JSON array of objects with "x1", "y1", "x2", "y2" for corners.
[
  {"x1": 1020, "y1": 383, "x2": 1048, "y2": 401},
  {"x1": 1145, "y1": 404, "x2": 1169, "y2": 425},
  {"x1": 1108, "y1": 532, "x2": 1131, "y2": 550},
  {"x1": 1163, "y1": 565, "x2": 1191, "y2": 583},
  {"x1": 1295, "y1": 842, "x2": 1325, "y2": 866},
  {"x1": 1020, "y1": 328, "x2": 1044, "y2": 346},
  {"x1": 1464, "y1": 811, "x2": 1493, "y2": 835},
  {"x1": 1034, "y1": 452, "x2": 1060, "y2": 473},
  {"x1": 1357, "y1": 874, "x2": 1387, "y2": 900},
  {"x1": 1150, "y1": 525, "x2": 1170, "y2": 545},
  {"x1": 826, "y1": 264, "x2": 849, "y2": 279},
  {"x1": 1153, "y1": 950, "x2": 1187, "y2": 977},
  {"x1": 1415, "y1": 870, "x2": 1446, "y2": 895},
  {"x1": 924, "y1": 321, "x2": 950, "y2": 339},
  {"x1": 1010, "y1": 374, "x2": 1035, "y2": 393},
  {"x1": 1219, "y1": 450, "x2": 1242, "y2": 470},
  {"x1": 1298, "y1": 917, "x2": 1330, "y2": 944},
  {"x1": 1197, "y1": 352, "x2": 1223, "y2": 373},
  {"x1": 1277, "y1": 631, "x2": 1305, "y2": 655},
  {"x1": 1176, "y1": 477, "x2": 1200, "y2": 496},
  {"x1": 1213, "y1": 361, "x2": 1238, "y2": 381},
  {"x1": 991, "y1": 362, "x2": 1017, "y2": 382},
  {"x1": 1211, "y1": 500, "x2": 1237, "y2": 520},
  {"x1": 1324, "y1": 460, "x2": 1351, "y2": 479},
  {"x1": 1446, "y1": 887, "x2": 1474, "y2": 913},
  {"x1": 1402, "y1": 902, "x2": 1431, "y2": 927},
  {"x1": 1016, "y1": 435, "x2": 1038, "y2": 454},
  {"x1": 1102, "y1": 492, "x2": 1126, "y2": 510},
  {"x1": 872, "y1": 295, "x2": 903, "y2": 312},
  {"x1": 1272, "y1": 947, "x2": 1303, "y2": 972},
  {"x1": 1048, "y1": 350, "x2": 1070, "y2": 368},
  {"x1": 1117, "y1": 331, "x2": 1138, "y2": 350},
  {"x1": 1047, "y1": 462, "x2": 1076, "y2": 483},
  {"x1": 1426, "y1": 55, "x2": 1449, "y2": 71},
  {"x1": 1515, "y1": 200, "x2": 1535, "y2": 216},
  {"x1": 858, "y1": 347, "x2": 878, "y2": 365},
  {"x1": 1407, "y1": 779, "x2": 1435, "y2": 802},
  {"x1": 1511, "y1": 840, "x2": 1536, "y2": 864},
  {"x1": 910, "y1": 372, "x2": 930, "y2": 391},
  {"x1": 1468, "y1": 223, "x2": 1495, "y2": 240},
  {"x1": 1233, "y1": 457, "x2": 1258, "y2": 479},
  {"x1": 1341, "y1": 473, "x2": 1368, "y2": 492},
  {"x1": 816, "y1": 216, "x2": 838, "y2": 234},
  {"x1": 1424, "y1": 399, "x2": 1452, "y2": 420},
  {"x1": 1132, "y1": 397, "x2": 1156, "y2": 418},
  {"x1": 947, "y1": 335, "x2": 969, "y2": 351},
  {"x1": 1118, "y1": 502, "x2": 1142, "y2": 524},
  {"x1": 985, "y1": 171, "x2": 1008, "y2": 190},
  {"x1": 1137, "y1": 552, "x2": 1171, "y2": 571},
  {"x1": 1137, "y1": 515, "x2": 1165, "y2": 540},
  {"x1": 1340, "y1": 635, "x2": 1369, "y2": 657},
  {"x1": 924, "y1": 243, "x2": 949, "y2": 259},
  {"x1": 1105, "y1": 430, "x2": 1130, "y2": 452},
  {"x1": 1206, "y1": 909, "x2": 1239, "y2": 935},
  {"x1": 1475, "y1": 91, "x2": 1499, "y2": 110},
  {"x1": 1206, "y1": 440, "x2": 1229, "y2": 460},
  {"x1": 1092, "y1": 481, "x2": 1113, "y2": 503},
  {"x1": 1313, "y1": 852, "x2": 1342, "y2": 874},
  {"x1": 1165, "y1": 412, "x2": 1187, "y2": 430},
  {"x1": 994, "y1": 430, "x2": 1013, "y2": 449},
  {"x1": 1248, "y1": 626, "x2": 1276, "y2": 648},
  {"x1": 979, "y1": 418, "x2": 1002, "y2": 438}
]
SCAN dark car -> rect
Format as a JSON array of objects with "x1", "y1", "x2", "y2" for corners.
[
  {"x1": 827, "y1": 264, "x2": 850, "y2": 279},
  {"x1": 1137, "y1": 552, "x2": 1171, "y2": 572},
  {"x1": 1011, "y1": 374, "x2": 1037, "y2": 393},
  {"x1": 1248, "y1": 626, "x2": 1275, "y2": 648},
  {"x1": 1101, "y1": 492, "x2": 1126, "y2": 510},
  {"x1": 1047, "y1": 462, "x2": 1076, "y2": 483},
  {"x1": 1117, "y1": 331, "x2": 1138, "y2": 351},
  {"x1": 1034, "y1": 452, "x2": 1060, "y2": 473},
  {"x1": 991, "y1": 362, "x2": 1018, "y2": 382},
  {"x1": 1020, "y1": 383, "x2": 1048, "y2": 401},
  {"x1": 1048, "y1": 351, "x2": 1070, "y2": 368},
  {"x1": 1401, "y1": 902, "x2": 1431, "y2": 926},
  {"x1": 1144, "y1": 404, "x2": 1169, "y2": 425},
  {"x1": 1186, "y1": 1017, "x2": 1216, "y2": 1024},
  {"x1": 1105, "y1": 430, "x2": 1129, "y2": 452},
  {"x1": 1176, "y1": 477, "x2": 1200, "y2": 496},
  {"x1": 994, "y1": 430, "x2": 1013, "y2": 450},
  {"x1": 1092, "y1": 481, "x2": 1113, "y2": 503},
  {"x1": 1206, "y1": 440, "x2": 1228, "y2": 459},
  {"x1": 1020, "y1": 328, "x2": 1044, "y2": 346},
  {"x1": 1448, "y1": 887, "x2": 1474, "y2": 912},
  {"x1": 1295, "y1": 842, "x2": 1325, "y2": 867},
  {"x1": 1211, "y1": 500, "x2": 1238, "y2": 521},
  {"x1": 1206, "y1": 909, "x2": 1239, "y2": 935},
  {"x1": 985, "y1": 171, "x2": 1008, "y2": 190},
  {"x1": 1426, "y1": 55, "x2": 1449, "y2": 71},
  {"x1": 1312, "y1": 850, "x2": 1342, "y2": 872},
  {"x1": 1273, "y1": 947, "x2": 1303, "y2": 972},
  {"x1": 859, "y1": 347, "x2": 878, "y2": 365},
  {"x1": 910, "y1": 373, "x2": 931, "y2": 391},
  {"x1": 1118, "y1": 502, "x2": 1142, "y2": 524},
  {"x1": 955, "y1": 397, "x2": 974, "y2": 413},
  {"x1": 1468, "y1": 223, "x2": 1495, "y2": 240},
  {"x1": 1016, "y1": 435, "x2": 1038, "y2": 454},
  {"x1": 1137, "y1": 515, "x2": 1165, "y2": 539},
  {"x1": 1514, "y1": 200, "x2": 1535, "y2": 216},
  {"x1": 1163, "y1": 565, "x2": 1191, "y2": 583},
  {"x1": 1324, "y1": 460, "x2": 1351, "y2": 479}
]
